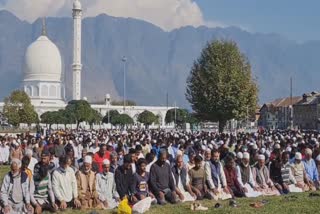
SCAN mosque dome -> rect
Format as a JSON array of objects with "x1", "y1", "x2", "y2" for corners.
[{"x1": 24, "y1": 35, "x2": 62, "y2": 82}]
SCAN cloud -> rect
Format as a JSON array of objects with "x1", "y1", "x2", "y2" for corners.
[{"x1": 0, "y1": 0, "x2": 209, "y2": 31}]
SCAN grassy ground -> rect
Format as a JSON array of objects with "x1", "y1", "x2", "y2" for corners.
[{"x1": 0, "y1": 165, "x2": 319, "y2": 213}]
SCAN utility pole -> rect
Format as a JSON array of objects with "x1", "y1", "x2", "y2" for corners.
[
  {"x1": 290, "y1": 77, "x2": 293, "y2": 129},
  {"x1": 122, "y1": 56, "x2": 127, "y2": 112}
]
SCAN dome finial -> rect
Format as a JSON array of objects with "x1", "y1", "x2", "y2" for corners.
[{"x1": 41, "y1": 17, "x2": 47, "y2": 36}]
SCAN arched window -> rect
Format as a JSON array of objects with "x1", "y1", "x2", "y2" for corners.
[
  {"x1": 49, "y1": 85, "x2": 57, "y2": 97},
  {"x1": 41, "y1": 85, "x2": 49, "y2": 97},
  {"x1": 34, "y1": 85, "x2": 39, "y2": 96},
  {"x1": 25, "y1": 86, "x2": 32, "y2": 96}
]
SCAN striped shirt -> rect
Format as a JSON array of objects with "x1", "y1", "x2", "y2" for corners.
[{"x1": 34, "y1": 175, "x2": 49, "y2": 199}]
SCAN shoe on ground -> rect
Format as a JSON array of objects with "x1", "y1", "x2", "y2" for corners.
[{"x1": 195, "y1": 204, "x2": 208, "y2": 211}]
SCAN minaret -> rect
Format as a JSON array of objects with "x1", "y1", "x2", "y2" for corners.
[{"x1": 72, "y1": 0, "x2": 82, "y2": 100}]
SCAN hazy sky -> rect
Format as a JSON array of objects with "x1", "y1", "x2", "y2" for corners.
[
  {"x1": 195, "y1": 0, "x2": 320, "y2": 42},
  {"x1": 0, "y1": 0, "x2": 319, "y2": 41}
]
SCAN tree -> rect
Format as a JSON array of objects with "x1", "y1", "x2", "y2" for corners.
[
  {"x1": 102, "y1": 110, "x2": 119, "y2": 124},
  {"x1": 165, "y1": 108, "x2": 189, "y2": 127},
  {"x1": 111, "y1": 114, "x2": 134, "y2": 127},
  {"x1": 138, "y1": 110, "x2": 157, "y2": 128},
  {"x1": 88, "y1": 109, "x2": 102, "y2": 128},
  {"x1": 40, "y1": 111, "x2": 55, "y2": 128},
  {"x1": 3, "y1": 90, "x2": 38, "y2": 126},
  {"x1": 65, "y1": 100, "x2": 93, "y2": 129},
  {"x1": 186, "y1": 40, "x2": 258, "y2": 132}
]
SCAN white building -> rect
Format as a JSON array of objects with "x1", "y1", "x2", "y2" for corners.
[{"x1": 0, "y1": 0, "x2": 174, "y2": 127}]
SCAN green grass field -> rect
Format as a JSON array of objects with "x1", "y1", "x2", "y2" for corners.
[{"x1": 0, "y1": 165, "x2": 319, "y2": 214}]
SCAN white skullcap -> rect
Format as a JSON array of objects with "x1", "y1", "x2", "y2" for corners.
[
  {"x1": 84, "y1": 155, "x2": 92, "y2": 164},
  {"x1": 295, "y1": 152, "x2": 302, "y2": 160},
  {"x1": 25, "y1": 149, "x2": 33, "y2": 156},
  {"x1": 206, "y1": 148, "x2": 211, "y2": 153},
  {"x1": 237, "y1": 152, "x2": 243, "y2": 159},
  {"x1": 103, "y1": 159, "x2": 110, "y2": 165},
  {"x1": 252, "y1": 144, "x2": 258, "y2": 150},
  {"x1": 316, "y1": 155, "x2": 320, "y2": 161},
  {"x1": 274, "y1": 144, "x2": 280, "y2": 149},
  {"x1": 286, "y1": 147, "x2": 292, "y2": 152},
  {"x1": 243, "y1": 152, "x2": 250, "y2": 159},
  {"x1": 69, "y1": 140, "x2": 73, "y2": 144},
  {"x1": 258, "y1": 154, "x2": 265, "y2": 160},
  {"x1": 201, "y1": 145, "x2": 206, "y2": 151},
  {"x1": 11, "y1": 158, "x2": 21, "y2": 168},
  {"x1": 305, "y1": 148, "x2": 312, "y2": 155},
  {"x1": 260, "y1": 148, "x2": 266, "y2": 154}
]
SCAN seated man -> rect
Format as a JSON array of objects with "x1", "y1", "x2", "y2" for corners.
[
  {"x1": 0, "y1": 159, "x2": 33, "y2": 214},
  {"x1": 189, "y1": 155, "x2": 211, "y2": 200},
  {"x1": 33, "y1": 150, "x2": 55, "y2": 181},
  {"x1": 277, "y1": 152, "x2": 302, "y2": 194},
  {"x1": 303, "y1": 148, "x2": 318, "y2": 190},
  {"x1": 171, "y1": 155, "x2": 196, "y2": 202},
  {"x1": 252, "y1": 155, "x2": 280, "y2": 196},
  {"x1": 236, "y1": 152, "x2": 262, "y2": 198},
  {"x1": 224, "y1": 155, "x2": 245, "y2": 198},
  {"x1": 204, "y1": 150, "x2": 232, "y2": 200},
  {"x1": 291, "y1": 152, "x2": 312, "y2": 191},
  {"x1": 96, "y1": 159, "x2": 119, "y2": 209},
  {"x1": 52, "y1": 156, "x2": 81, "y2": 210},
  {"x1": 110, "y1": 151, "x2": 119, "y2": 173},
  {"x1": 25, "y1": 149, "x2": 38, "y2": 174},
  {"x1": 30, "y1": 163, "x2": 58, "y2": 214},
  {"x1": 115, "y1": 154, "x2": 138, "y2": 204},
  {"x1": 150, "y1": 150, "x2": 177, "y2": 205},
  {"x1": 76, "y1": 156, "x2": 100, "y2": 209}
]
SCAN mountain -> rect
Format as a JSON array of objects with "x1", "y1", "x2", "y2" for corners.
[{"x1": 0, "y1": 10, "x2": 318, "y2": 108}]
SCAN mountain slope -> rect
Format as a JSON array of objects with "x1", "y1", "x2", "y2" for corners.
[{"x1": 0, "y1": 10, "x2": 317, "y2": 107}]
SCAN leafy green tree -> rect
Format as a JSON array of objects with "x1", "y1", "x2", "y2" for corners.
[
  {"x1": 111, "y1": 114, "x2": 134, "y2": 127},
  {"x1": 138, "y1": 110, "x2": 157, "y2": 128},
  {"x1": 65, "y1": 100, "x2": 93, "y2": 129},
  {"x1": 102, "y1": 110, "x2": 119, "y2": 124},
  {"x1": 186, "y1": 113, "x2": 200, "y2": 125},
  {"x1": 186, "y1": 40, "x2": 258, "y2": 132},
  {"x1": 165, "y1": 108, "x2": 189, "y2": 127},
  {"x1": 41, "y1": 111, "x2": 55, "y2": 128},
  {"x1": 3, "y1": 90, "x2": 38, "y2": 126},
  {"x1": 88, "y1": 109, "x2": 102, "y2": 128}
]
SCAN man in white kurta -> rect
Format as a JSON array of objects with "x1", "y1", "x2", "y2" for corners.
[
  {"x1": 236, "y1": 152, "x2": 262, "y2": 198},
  {"x1": 96, "y1": 159, "x2": 119, "y2": 209}
]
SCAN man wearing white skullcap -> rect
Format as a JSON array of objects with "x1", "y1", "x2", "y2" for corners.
[
  {"x1": 252, "y1": 154, "x2": 280, "y2": 196},
  {"x1": 0, "y1": 158, "x2": 33, "y2": 213},
  {"x1": 236, "y1": 152, "x2": 262, "y2": 198},
  {"x1": 303, "y1": 148, "x2": 319, "y2": 190},
  {"x1": 96, "y1": 159, "x2": 119, "y2": 209},
  {"x1": 291, "y1": 152, "x2": 310, "y2": 191},
  {"x1": 25, "y1": 149, "x2": 38, "y2": 174},
  {"x1": 75, "y1": 155, "x2": 99, "y2": 209}
]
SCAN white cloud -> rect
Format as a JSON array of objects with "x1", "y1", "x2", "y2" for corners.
[{"x1": 0, "y1": 0, "x2": 213, "y2": 31}]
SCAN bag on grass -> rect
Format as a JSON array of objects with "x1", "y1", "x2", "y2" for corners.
[
  {"x1": 118, "y1": 198, "x2": 132, "y2": 214},
  {"x1": 132, "y1": 197, "x2": 152, "y2": 214}
]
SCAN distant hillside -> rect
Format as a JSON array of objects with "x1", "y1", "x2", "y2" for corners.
[{"x1": 0, "y1": 10, "x2": 317, "y2": 107}]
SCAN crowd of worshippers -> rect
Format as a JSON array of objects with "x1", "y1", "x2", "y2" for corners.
[{"x1": 1, "y1": 129, "x2": 320, "y2": 213}]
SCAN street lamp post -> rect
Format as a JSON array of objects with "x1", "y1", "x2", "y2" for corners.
[{"x1": 122, "y1": 56, "x2": 127, "y2": 112}]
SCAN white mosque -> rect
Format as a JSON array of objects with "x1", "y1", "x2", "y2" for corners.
[{"x1": 0, "y1": 0, "x2": 174, "y2": 127}]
